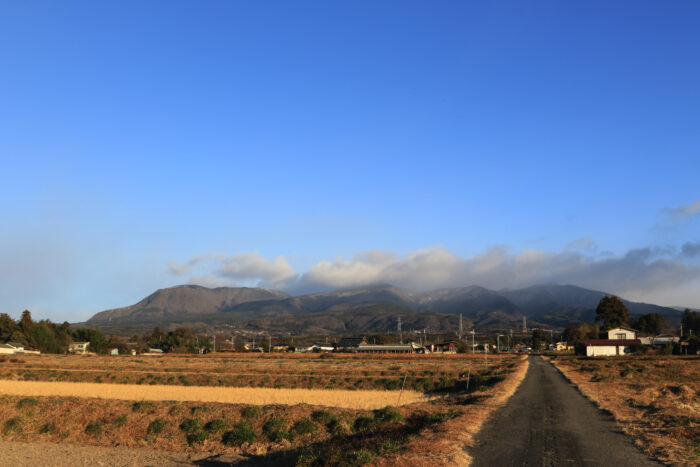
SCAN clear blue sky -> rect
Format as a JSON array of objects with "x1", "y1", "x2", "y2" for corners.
[{"x1": 1, "y1": 1, "x2": 699, "y2": 321}]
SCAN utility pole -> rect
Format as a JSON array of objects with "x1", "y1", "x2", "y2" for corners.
[
  {"x1": 497, "y1": 335, "x2": 504, "y2": 353},
  {"x1": 213, "y1": 334, "x2": 216, "y2": 353},
  {"x1": 470, "y1": 329, "x2": 476, "y2": 353},
  {"x1": 522, "y1": 316, "x2": 527, "y2": 332},
  {"x1": 459, "y1": 314, "x2": 463, "y2": 340},
  {"x1": 398, "y1": 317, "x2": 403, "y2": 344},
  {"x1": 268, "y1": 334, "x2": 272, "y2": 353}
]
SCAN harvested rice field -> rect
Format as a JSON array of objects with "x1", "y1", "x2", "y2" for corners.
[
  {"x1": 0, "y1": 380, "x2": 426, "y2": 409},
  {"x1": 0, "y1": 353, "x2": 528, "y2": 465}
]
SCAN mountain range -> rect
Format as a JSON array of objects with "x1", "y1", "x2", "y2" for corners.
[{"x1": 84, "y1": 283, "x2": 683, "y2": 335}]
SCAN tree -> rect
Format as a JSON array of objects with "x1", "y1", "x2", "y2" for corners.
[
  {"x1": 681, "y1": 309, "x2": 700, "y2": 336},
  {"x1": 563, "y1": 323, "x2": 599, "y2": 343},
  {"x1": 595, "y1": 296, "x2": 630, "y2": 330},
  {"x1": 0, "y1": 313, "x2": 18, "y2": 342},
  {"x1": 633, "y1": 313, "x2": 665, "y2": 336}
]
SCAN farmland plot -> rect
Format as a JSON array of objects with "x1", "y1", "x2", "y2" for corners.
[{"x1": 0, "y1": 353, "x2": 528, "y2": 465}]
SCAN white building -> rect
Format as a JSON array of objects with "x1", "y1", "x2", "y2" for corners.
[
  {"x1": 605, "y1": 327, "x2": 637, "y2": 340},
  {"x1": 0, "y1": 342, "x2": 23, "y2": 354},
  {"x1": 69, "y1": 342, "x2": 90, "y2": 354}
]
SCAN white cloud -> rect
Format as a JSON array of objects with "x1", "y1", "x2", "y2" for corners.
[
  {"x1": 169, "y1": 243, "x2": 700, "y2": 308},
  {"x1": 664, "y1": 200, "x2": 700, "y2": 219},
  {"x1": 217, "y1": 252, "x2": 297, "y2": 286},
  {"x1": 168, "y1": 263, "x2": 191, "y2": 275}
]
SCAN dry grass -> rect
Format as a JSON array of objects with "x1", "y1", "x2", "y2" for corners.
[
  {"x1": 548, "y1": 355, "x2": 700, "y2": 466},
  {"x1": 0, "y1": 380, "x2": 425, "y2": 409}
]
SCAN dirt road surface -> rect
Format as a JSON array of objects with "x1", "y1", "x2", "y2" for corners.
[{"x1": 470, "y1": 355, "x2": 659, "y2": 466}]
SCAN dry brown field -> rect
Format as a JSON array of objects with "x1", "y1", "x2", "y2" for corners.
[
  {"x1": 0, "y1": 352, "x2": 489, "y2": 392},
  {"x1": 0, "y1": 353, "x2": 528, "y2": 466},
  {"x1": 548, "y1": 355, "x2": 700, "y2": 466}
]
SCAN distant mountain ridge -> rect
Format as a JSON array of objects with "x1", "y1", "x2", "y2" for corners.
[{"x1": 85, "y1": 283, "x2": 683, "y2": 335}]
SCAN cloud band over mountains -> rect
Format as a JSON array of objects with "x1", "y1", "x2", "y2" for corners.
[{"x1": 169, "y1": 243, "x2": 700, "y2": 308}]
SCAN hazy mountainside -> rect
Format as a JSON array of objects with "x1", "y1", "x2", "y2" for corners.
[
  {"x1": 85, "y1": 283, "x2": 683, "y2": 335},
  {"x1": 88, "y1": 285, "x2": 289, "y2": 323},
  {"x1": 239, "y1": 303, "x2": 469, "y2": 335}
]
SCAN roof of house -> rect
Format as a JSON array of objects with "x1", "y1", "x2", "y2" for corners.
[
  {"x1": 584, "y1": 339, "x2": 641, "y2": 346},
  {"x1": 606, "y1": 327, "x2": 638, "y2": 333},
  {"x1": 0, "y1": 343, "x2": 17, "y2": 349},
  {"x1": 336, "y1": 337, "x2": 367, "y2": 347}
]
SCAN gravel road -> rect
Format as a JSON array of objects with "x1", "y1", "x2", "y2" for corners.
[{"x1": 470, "y1": 355, "x2": 659, "y2": 466}]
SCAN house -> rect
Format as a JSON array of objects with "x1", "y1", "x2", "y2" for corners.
[
  {"x1": 652, "y1": 334, "x2": 680, "y2": 345},
  {"x1": 143, "y1": 348, "x2": 164, "y2": 356},
  {"x1": 428, "y1": 342, "x2": 457, "y2": 354},
  {"x1": 0, "y1": 342, "x2": 24, "y2": 354},
  {"x1": 69, "y1": 342, "x2": 90, "y2": 354},
  {"x1": 584, "y1": 339, "x2": 641, "y2": 356},
  {"x1": 109, "y1": 348, "x2": 119, "y2": 356},
  {"x1": 335, "y1": 337, "x2": 367, "y2": 352},
  {"x1": 605, "y1": 327, "x2": 637, "y2": 340},
  {"x1": 311, "y1": 343, "x2": 334, "y2": 352},
  {"x1": 553, "y1": 341, "x2": 573, "y2": 351}
]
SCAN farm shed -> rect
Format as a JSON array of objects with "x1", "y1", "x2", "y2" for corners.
[{"x1": 355, "y1": 343, "x2": 426, "y2": 354}]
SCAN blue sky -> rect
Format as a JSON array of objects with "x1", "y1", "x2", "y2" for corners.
[{"x1": 1, "y1": 1, "x2": 699, "y2": 321}]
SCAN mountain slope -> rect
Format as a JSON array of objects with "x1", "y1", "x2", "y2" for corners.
[
  {"x1": 84, "y1": 283, "x2": 684, "y2": 333},
  {"x1": 88, "y1": 285, "x2": 289, "y2": 324}
]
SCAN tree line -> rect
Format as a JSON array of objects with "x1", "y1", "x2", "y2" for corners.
[{"x1": 0, "y1": 310, "x2": 111, "y2": 354}]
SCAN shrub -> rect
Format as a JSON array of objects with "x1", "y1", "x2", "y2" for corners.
[
  {"x1": 204, "y1": 418, "x2": 227, "y2": 433},
  {"x1": 222, "y1": 421, "x2": 257, "y2": 446},
  {"x1": 373, "y1": 406, "x2": 404, "y2": 423},
  {"x1": 380, "y1": 440, "x2": 401, "y2": 454},
  {"x1": 85, "y1": 421, "x2": 104, "y2": 436},
  {"x1": 179, "y1": 418, "x2": 202, "y2": 434},
  {"x1": 16, "y1": 397, "x2": 38, "y2": 410},
  {"x1": 295, "y1": 452, "x2": 319, "y2": 467},
  {"x1": 132, "y1": 401, "x2": 154, "y2": 412},
  {"x1": 352, "y1": 416, "x2": 378, "y2": 433},
  {"x1": 113, "y1": 414, "x2": 128, "y2": 427},
  {"x1": 190, "y1": 404, "x2": 210, "y2": 414},
  {"x1": 242, "y1": 406, "x2": 260, "y2": 419},
  {"x1": 345, "y1": 450, "x2": 373, "y2": 466},
  {"x1": 327, "y1": 418, "x2": 349, "y2": 437},
  {"x1": 147, "y1": 418, "x2": 167, "y2": 435},
  {"x1": 263, "y1": 417, "x2": 294, "y2": 442},
  {"x1": 3, "y1": 417, "x2": 22, "y2": 434},
  {"x1": 186, "y1": 430, "x2": 208, "y2": 445},
  {"x1": 311, "y1": 409, "x2": 335, "y2": 424},
  {"x1": 39, "y1": 422, "x2": 56, "y2": 434},
  {"x1": 292, "y1": 418, "x2": 317, "y2": 435}
]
